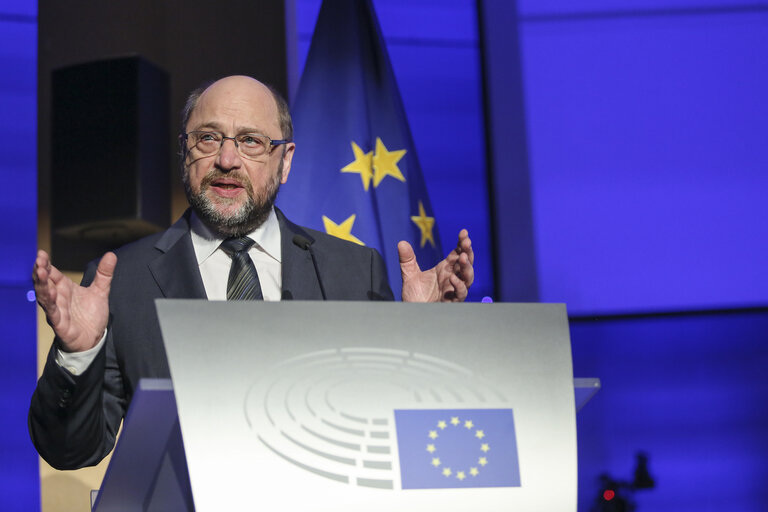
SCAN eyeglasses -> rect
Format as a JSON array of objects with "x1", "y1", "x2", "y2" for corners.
[{"x1": 181, "y1": 131, "x2": 291, "y2": 160}]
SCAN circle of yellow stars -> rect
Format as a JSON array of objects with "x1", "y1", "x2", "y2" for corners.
[
  {"x1": 321, "y1": 138, "x2": 436, "y2": 248},
  {"x1": 426, "y1": 416, "x2": 490, "y2": 482}
]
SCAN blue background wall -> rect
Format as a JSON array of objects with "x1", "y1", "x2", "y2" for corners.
[
  {"x1": 520, "y1": 4, "x2": 768, "y2": 315},
  {"x1": 0, "y1": 1, "x2": 39, "y2": 511},
  {"x1": 3, "y1": 0, "x2": 767, "y2": 510},
  {"x1": 572, "y1": 308, "x2": 768, "y2": 511}
]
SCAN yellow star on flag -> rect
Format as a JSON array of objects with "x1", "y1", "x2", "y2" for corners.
[
  {"x1": 478, "y1": 457, "x2": 488, "y2": 466},
  {"x1": 410, "y1": 201, "x2": 435, "y2": 248},
  {"x1": 427, "y1": 444, "x2": 436, "y2": 453},
  {"x1": 475, "y1": 430, "x2": 485, "y2": 439},
  {"x1": 481, "y1": 443, "x2": 490, "y2": 453},
  {"x1": 428, "y1": 430, "x2": 438, "y2": 440},
  {"x1": 437, "y1": 420, "x2": 447, "y2": 430},
  {"x1": 431, "y1": 457, "x2": 441, "y2": 467},
  {"x1": 456, "y1": 471, "x2": 466, "y2": 481},
  {"x1": 464, "y1": 420, "x2": 474, "y2": 429},
  {"x1": 451, "y1": 417, "x2": 460, "y2": 426},
  {"x1": 442, "y1": 467, "x2": 452, "y2": 477},
  {"x1": 341, "y1": 141, "x2": 374, "y2": 191},
  {"x1": 470, "y1": 467, "x2": 479, "y2": 477},
  {"x1": 372, "y1": 137, "x2": 406, "y2": 187},
  {"x1": 322, "y1": 215, "x2": 365, "y2": 245}
]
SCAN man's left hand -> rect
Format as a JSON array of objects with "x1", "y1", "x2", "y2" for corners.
[{"x1": 399, "y1": 229, "x2": 474, "y2": 303}]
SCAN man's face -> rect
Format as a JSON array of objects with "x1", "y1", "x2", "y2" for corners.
[{"x1": 182, "y1": 76, "x2": 294, "y2": 237}]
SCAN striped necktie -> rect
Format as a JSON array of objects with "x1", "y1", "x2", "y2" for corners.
[{"x1": 220, "y1": 237, "x2": 264, "y2": 300}]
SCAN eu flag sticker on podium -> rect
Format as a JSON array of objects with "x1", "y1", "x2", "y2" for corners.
[{"x1": 395, "y1": 409, "x2": 521, "y2": 489}]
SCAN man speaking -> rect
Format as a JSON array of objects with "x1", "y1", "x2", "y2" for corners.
[{"x1": 29, "y1": 75, "x2": 474, "y2": 469}]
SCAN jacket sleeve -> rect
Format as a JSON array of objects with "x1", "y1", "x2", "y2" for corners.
[
  {"x1": 370, "y1": 247, "x2": 395, "y2": 301},
  {"x1": 28, "y1": 264, "x2": 127, "y2": 470}
]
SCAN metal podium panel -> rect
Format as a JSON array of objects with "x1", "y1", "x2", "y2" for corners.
[{"x1": 156, "y1": 300, "x2": 576, "y2": 511}]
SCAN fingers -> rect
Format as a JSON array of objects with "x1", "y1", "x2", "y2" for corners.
[
  {"x1": 31, "y1": 250, "x2": 116, "y2": 350},
  {"x1": 33, "y1": 250, "x2": 57, "y2": 308},
  {"x1": 91, "y1": 252, "x2": 117, "y2": 295},
  {"x1": 33, "y1": 250, "x2": 50, "y2": 285},
  {"x1": 398, "y1": 240, "x2": 421, "y2": 279},
  {"x1": 456, "y1": 229, "x2": 468, "y2": 248},
  {"x1": 400, "y1": 232, "x2": 472, "y2": 302},
  {"x1": 436, "y1": 271, "x2": 468, "y2": 303},
  {"x1": 34, "y1": 250, "x2": 68, "y2": 284},
  {"x1": 32, "y1": 250, "x2": 66, "y2": 327},
  {"x1": 448, "y1": 230, "x2": 474, "y2": 292},
  {"x1": 456, "y1": 229, "x2": 474, "y2": 265},
  {"x1": 448, "y1": 272, "x2": 468, "y2": 302},
  {"x1": 456, "y1": 250, "x2": 474, "y2": 288}
]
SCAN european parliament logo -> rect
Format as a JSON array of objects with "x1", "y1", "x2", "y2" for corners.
[
  {"x1": 395, "y1": 409, "x2": 521, "y2": 489},
  {"x1": 245, "y1": 348, "x2": 522, "y2": 491}
]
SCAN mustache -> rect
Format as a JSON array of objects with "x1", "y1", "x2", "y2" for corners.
[{"x1": 199, "y1": 170, "x2": 252, "y2": 190}]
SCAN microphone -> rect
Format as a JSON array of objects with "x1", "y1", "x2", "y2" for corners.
[
  {"x1": 292, "y1": 234, "x2": 311, "y2": 251},
  {"x1": 292, "y1": 234, "x2": 327, "y2": 300}
]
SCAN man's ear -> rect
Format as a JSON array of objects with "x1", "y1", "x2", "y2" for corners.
[{"x1": 279, "y1": 142, "x2": 295, "y2": 184}]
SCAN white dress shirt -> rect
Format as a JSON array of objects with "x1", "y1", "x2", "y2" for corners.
[
  {"x1": 56, "y1": 208, "x2": 283, "y2": 375},
  {"x1": 190, "y1": 208, "x2": 282, "y2": 301}
]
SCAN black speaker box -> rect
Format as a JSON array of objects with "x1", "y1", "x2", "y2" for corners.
[{"x1": 51, "y1": 55, "x2": 170, "y2": 270}]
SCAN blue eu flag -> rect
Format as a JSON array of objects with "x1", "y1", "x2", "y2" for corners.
[
  {"x1": 277, "y1": 0, "x2": 442, "y2": 300},
  {"x1": 394, "y1": 409, "x2": 521, "y2": 489}
]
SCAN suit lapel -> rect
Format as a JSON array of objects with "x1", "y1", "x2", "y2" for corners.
[
  {"x1": 147, "y1": 208, "x2": 322, "y2": 300},
  {"x1": 277, "y1": 209, "x2": 324, "y2": 300},
  {"x1": 148, "y1": 211, "x2": 208, "y2": 299}
]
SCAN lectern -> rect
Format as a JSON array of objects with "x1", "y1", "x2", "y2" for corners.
[{"x1": 92, "y1": 301, "x2": 599, "y2": 511}]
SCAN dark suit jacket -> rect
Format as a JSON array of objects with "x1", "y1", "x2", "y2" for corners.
[{"x1": 29, "y1": 209, "x2": 393, "y2": 469}]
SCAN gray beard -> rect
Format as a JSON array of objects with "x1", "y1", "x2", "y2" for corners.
[{"x1": 183, "y1": 162, "x2": 282, "y2": 238}]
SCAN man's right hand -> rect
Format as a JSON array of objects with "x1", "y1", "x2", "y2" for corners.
[{"x1": 33, "y1": 250, "x2": 116, "y2": 353}]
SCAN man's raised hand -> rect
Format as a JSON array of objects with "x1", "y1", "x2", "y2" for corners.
[
  {"x1": 32, "y1": 250, "x2": 116, "y2": 353},
  {"x1": 399, "y1": 229, "x2": 474, "y2": 303}
]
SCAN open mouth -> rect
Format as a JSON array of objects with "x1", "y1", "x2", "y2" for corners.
[{"x1": 208, "y1": 178, "x2": 245, "y2": 198}]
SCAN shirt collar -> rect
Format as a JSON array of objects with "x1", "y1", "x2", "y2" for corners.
[{"x1": 189, "y1": 208, "x2": 282, "y2": 265}]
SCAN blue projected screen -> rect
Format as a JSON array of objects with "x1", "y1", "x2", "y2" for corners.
[
  {"x1": 520, "y1": 9, "x2": 768, "y2": 314},
  {"x1": 0, "y1": 4, "x2": 39, "y2": 512},
  {"x1": 0, "y1": 18, "x2": 37, "y2": 280},
  {"x1": 517, "y1": 0, "x2": 758, "y2": 16},
  {"x1": 0, "y1": 0, "x2": 35, "y2": 16}
]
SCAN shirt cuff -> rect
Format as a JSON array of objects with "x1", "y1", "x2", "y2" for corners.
[{"x1": 55, "y1": 330, "x2": 107, "y2": 376}]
